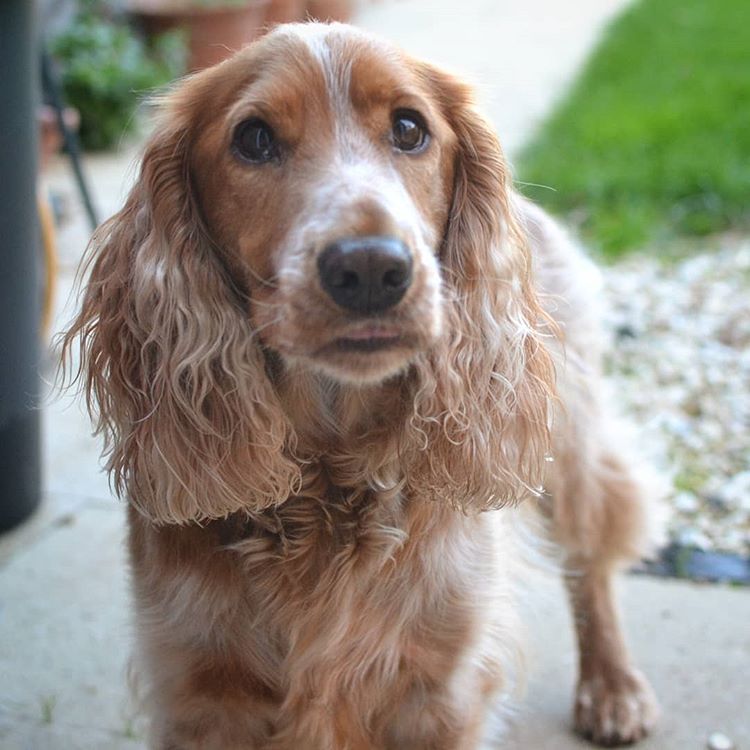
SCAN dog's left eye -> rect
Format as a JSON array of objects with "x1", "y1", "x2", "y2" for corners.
[
  {"x1": 392, "y1": 110, "x2": 429, "y2": 153},
  {"x1": 232, "y1": 118, "x2": 279, "y2": 163}
]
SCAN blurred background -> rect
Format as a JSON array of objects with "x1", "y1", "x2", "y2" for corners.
[{"x1": 0, "y1": 1, "x2": 748, "y2": 748}]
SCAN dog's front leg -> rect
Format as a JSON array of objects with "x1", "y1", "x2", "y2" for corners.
[
  {"x1": 548, "y1": 399, "x2": 661, "y2": 744},
  {"x1": 265, "y1": 698, "x2": 382, "y2": 750},
  {"x1": 566, "y1": 563, "x2": 659, "y2": 747},
  {"x1": 382, "y1": 677, "x2": 495, "y2": 750},
  {"x1": 150, "y1": 677, "x2": 278, "y2": 750}
]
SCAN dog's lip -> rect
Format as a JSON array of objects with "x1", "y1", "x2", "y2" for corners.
[
  {"x1": 334, "y1": 324, "x2": 402, "y2": 353},
  {"x1": 311, "y1": 323, "x2": 408, "y2": 356},
  {"x1": 338, "y1": 324, "x2": 401, "y2": 342}
]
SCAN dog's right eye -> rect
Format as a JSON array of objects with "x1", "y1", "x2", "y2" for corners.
[
  {"x1": 392, "y1": 109, "x2": 429, "y2": 153},
  {"x1": 233, "y1": 118, "x2": 279, "y2": 164}
]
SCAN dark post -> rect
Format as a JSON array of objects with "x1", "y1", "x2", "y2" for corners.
[{"x1": 0, "y1": 0, "x2": 42, "y2": 531}]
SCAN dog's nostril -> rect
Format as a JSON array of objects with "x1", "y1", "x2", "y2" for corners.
[
  {"x1": 383, "y1": 268, "x2": 407, "y2": 289},
  {"x1": 318, "y1": 236, "x2": 413, "y2": 315},
  {"x1": 334, "y1": 270, "x2": 360, "y2": 290}
]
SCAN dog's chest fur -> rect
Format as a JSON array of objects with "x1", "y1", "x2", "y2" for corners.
[{"x1": 128, "y1": 469, "x2": 503, "y2": 726}]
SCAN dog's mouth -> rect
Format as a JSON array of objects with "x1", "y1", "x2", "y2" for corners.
[
  {"x1": 333, "y1": 324, "x2": 403, "y2": 353},
  {"x1": 304, "y1": 322, "x2": 418, "y2": 383}
]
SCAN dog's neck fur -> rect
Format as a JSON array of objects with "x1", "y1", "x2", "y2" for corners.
[
  {"x1": 275, "y1": 362, "x2": 409, "y2": 455},
  {"x1": 202, "y1": 361, "x2": 413, "y2": 555}
]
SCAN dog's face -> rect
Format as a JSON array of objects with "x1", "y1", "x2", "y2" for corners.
[
  {"x1": 66, "y1": 22, "x2": 555, "y2": 524},
  {"x1": 190, "y1": 25, "x2": 457, "y2": 384}
]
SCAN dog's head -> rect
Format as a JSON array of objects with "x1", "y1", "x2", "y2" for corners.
[{"x1": 64, "y1": 23, "x2": 555, "y2": 524}]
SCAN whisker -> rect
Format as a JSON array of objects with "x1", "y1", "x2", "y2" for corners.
[
  {"x1": 250, "y1": 297, "x2": 285, "y2": 311},
  {"x1": 249, "y1": 315, "x2": 285, "y2": 338},
  {"x1": 514, "y1": 180, "x2": 557, "y2": 193}
]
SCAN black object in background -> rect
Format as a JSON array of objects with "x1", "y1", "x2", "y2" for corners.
[
  {"x1": 41, "y1": 50, "x2": 99, "y2": 232},
  {"x1": 0, "y1": 0, "x2": 42, "y2": 532}
]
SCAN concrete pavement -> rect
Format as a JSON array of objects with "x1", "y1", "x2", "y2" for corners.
[{"x1": 505, "y1": 575, "x2": 750, "y2": 749}]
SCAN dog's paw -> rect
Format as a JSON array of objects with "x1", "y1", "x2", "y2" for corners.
[{"x1": 574, "y1": 668, "x2": 659, "y2": 747}]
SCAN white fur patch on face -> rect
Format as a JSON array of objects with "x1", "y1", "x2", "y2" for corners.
[
  {"x1": 291, "y1": 24, "x2": 353, "y2": 127},
  {"x1": 280, "y1": 25, "x2": 439, "y2": 262}
]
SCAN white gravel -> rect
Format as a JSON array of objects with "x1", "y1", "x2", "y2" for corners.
[{"x1": 601, "y1": 242, "x2": 750, "y2": 556}]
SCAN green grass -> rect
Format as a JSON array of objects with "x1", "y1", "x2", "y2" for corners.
[
  {"x1": 516, "y1": 0, "x2": 750, "y2": 258},
  {"x1": 39, "y1": 695, "x2": 57, "y2": 725}
]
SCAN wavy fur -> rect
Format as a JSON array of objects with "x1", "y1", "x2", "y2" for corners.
[
  {"x1": 405, "y1": 66, "x2": 556, "y2": 511},
  {"x1": 63, "y1": 75, "x2": 301, "y2": 525}
]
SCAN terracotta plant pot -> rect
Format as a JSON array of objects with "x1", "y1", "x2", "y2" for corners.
[
  {"x1": 265, "y1": 0, "x2": 306, "y2": 25},
  {"x1": 37, "y1": 105, "x2": 80, "y2": 171},
  {"x1": 306, "y1": 0, "x2": 352, "y2": 22},
  {"x1": 130, "y1": 1, "x2": 272, "y2": 71},
  {"x1": 131, "y1": 0, "x2": 356, "y2": 71},
  {"x1": 265, "y1": 0, "x2": 354, "y2": 26}
]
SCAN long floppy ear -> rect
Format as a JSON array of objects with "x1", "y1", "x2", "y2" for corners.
[
  {"x1": 61, "y1": 72, "x2": 300, "y2": 525},
  {"x1": 407, "y1": 65, "x2": 557, "y2": 512}
]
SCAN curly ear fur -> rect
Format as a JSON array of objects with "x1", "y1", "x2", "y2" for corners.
[
  {"x1": 406, "y1": 66, "x2": 557, "y2": 511},
  {"x1": 61, "y1": 73, "x2": 300, "y2": 525}
]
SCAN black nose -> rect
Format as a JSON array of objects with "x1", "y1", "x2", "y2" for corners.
[{"x1": 317, "y1": 236, "x2": 413, "y2": 314}]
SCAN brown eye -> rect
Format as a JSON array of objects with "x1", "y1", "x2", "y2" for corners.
[
  {"x1": 392, "y1": 110, "x2": 429, "y2": 153},
  {"x1": 233, "y1": 118, "x2": 279, "y2": 163}
]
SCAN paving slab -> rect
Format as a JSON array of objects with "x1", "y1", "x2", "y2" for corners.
[
  {"x1": 506, "y1": 575, "x2": 750, "y2": 750},
  {"x1": 0, "y1": 506, "x2": 145, "y2": 749}
]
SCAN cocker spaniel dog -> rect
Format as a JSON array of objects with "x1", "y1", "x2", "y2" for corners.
[{"x1": 63, "y1": 22, "x2": 660, "y2": 750}]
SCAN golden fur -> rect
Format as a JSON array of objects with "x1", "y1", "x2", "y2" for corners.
[{"x1": 63, "y1": 23, "x2": 659, "y2": 749}]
